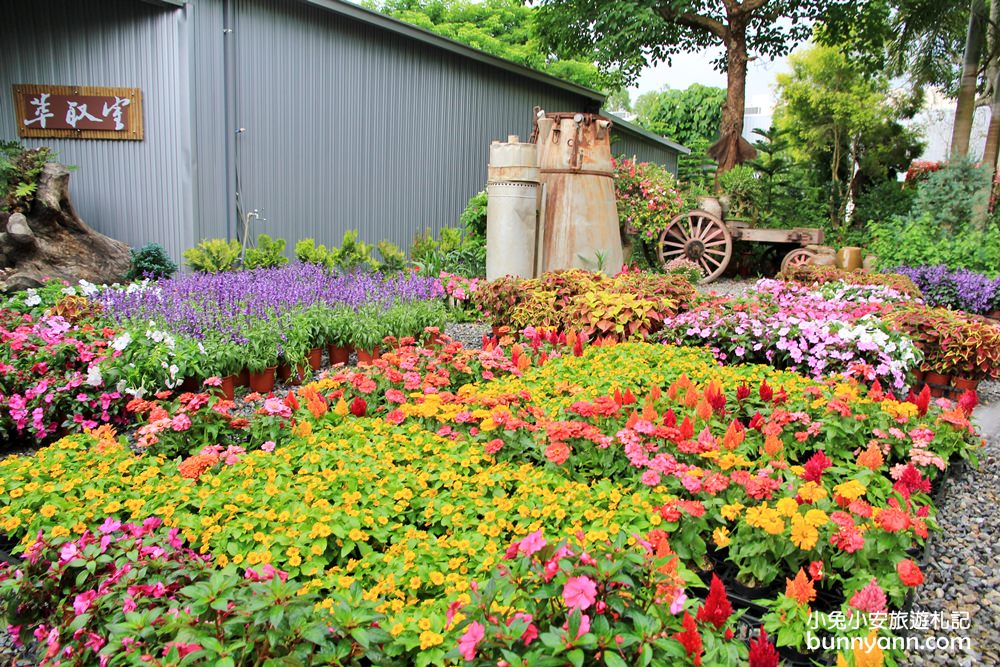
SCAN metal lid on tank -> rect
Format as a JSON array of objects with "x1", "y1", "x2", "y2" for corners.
[{"x1": 488, "y1": 134, "x2": 539, "y2": 184}]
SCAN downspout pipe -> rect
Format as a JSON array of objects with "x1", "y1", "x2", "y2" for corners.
[{"x1": 222, "y1": 0, "x2": 237, "y2": 242}]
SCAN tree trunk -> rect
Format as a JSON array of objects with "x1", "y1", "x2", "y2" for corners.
[
  {"x1": 0, "y1": 163, "x2": 132, "y2": 293},
  {"x1": 951, "y1": 0, "x2": 987, "y2": 159},
  {"x1": 708, "y1": 33, "x2": 757, "y2": 176}
]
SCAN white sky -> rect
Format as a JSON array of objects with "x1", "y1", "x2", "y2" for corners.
[{"x1": 627, "y1": 47, "x2": 791, "y2": 109}]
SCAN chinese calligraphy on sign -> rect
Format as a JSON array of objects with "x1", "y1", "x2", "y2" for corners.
[{"x1": 13, "y1": 85, "x2": 143, "y2": 140}]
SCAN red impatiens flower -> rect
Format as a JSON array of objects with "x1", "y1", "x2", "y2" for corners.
[
  {"x1": 673, "y1": 612, "x2": 703, "y2": 666},
  {"x1": 748, "y1": 627, "x2": 780, "y2": 667},
  {"x1": 696, "y1": 574, "x2": 733, "y2": 630},
  {"x1": 897, "y1": 559, "x2": 924, "y2": 587}
]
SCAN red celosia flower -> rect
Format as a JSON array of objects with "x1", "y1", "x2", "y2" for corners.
[
  {"x1": 907, "y1": 384, "x2": 931, "y2": 416},
  {"x1": 802, "y1": 451, "x2": 832, "y2": 483},
  {"x1": 759, "y1": 381, "x2": 773, "y2": 402},
  {"x1": 679, "y1": 416, "x2": 694, "y2": 440},
  {"x1": 748, "y1": 627, "x2": 780, "y2": 667},
  {"x1": 673, "y1": 612, "x2": 703, "y2": 666},
  {"x1": 696, "y1": 574, "x2": 733, "y2": 629},
  {"x1": 349, "y1": 396, "x2": 367, "y2": 417},
  {"x1": 892, "y1": 463, "x2": 931, "y2": 498},
  {"x1": 849, "y1": 578, "x2": 887, "y2": 613},
  {"x1": 897, "y1": 559, "x2": 924, "y2": 587},
  {"x1": 957, "y1": 390, "x2": 978, "y2": 417},
  {"x1": 736, "y1": 383, "x2": 751, "y2": 401}
]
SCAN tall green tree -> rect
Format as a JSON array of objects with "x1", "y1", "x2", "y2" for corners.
[
  {"x1": 368, "y1": 0, "x2": 622, "y2": 93},
  {"x1": 534, "y1": 0, "x2": 844, "y2": 175},
  {"x1": 775, "y1": 44, "x2": 923, "y2": 236}
]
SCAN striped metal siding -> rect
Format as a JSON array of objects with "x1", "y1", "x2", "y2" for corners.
[
  {"x1": 610, "y1": 129, "x2": 679, "y2": 175},
  {"x1": 0, "y1": 0, "x2": 194, "y2": 261},
  {"x1": 223, "y1": 0, "x2": 592, "y2": 251}
]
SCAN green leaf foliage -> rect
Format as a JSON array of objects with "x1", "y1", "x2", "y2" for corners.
[{"x1": 183, "y1": 239, "x2": 242, "y2": 274}]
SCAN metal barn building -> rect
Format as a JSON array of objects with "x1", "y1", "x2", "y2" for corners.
[{"x1": 2, "y1": 0, "x2": 687, "y2": 260}]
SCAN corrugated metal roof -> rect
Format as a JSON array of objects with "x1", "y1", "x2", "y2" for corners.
[{"x1": 607, "y1": 113, "x2": 690, "y2": 155}]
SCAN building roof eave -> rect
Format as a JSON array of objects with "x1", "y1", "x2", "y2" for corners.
[{"x1": 605, "y1": 113, "x2": 690, "y2": 154}]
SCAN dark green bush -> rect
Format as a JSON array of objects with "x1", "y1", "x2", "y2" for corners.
[{"x1": 127, "y1": 243, "x2": 178, "y2": 280}]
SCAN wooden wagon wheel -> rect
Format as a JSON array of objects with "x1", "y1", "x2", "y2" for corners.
[
  {"x1": 657, "y1": 210, "x2": 733, "y2": 283},
  {"x1": 780, "y1": 248, "x2": 817, "y2": 273}
]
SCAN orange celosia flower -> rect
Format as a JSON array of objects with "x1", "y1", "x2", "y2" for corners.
[
  {"x1": 695, "y1": 397, "x2": 713, "y2": 421},
  {"x1": 764, "y1": 434, "x2": 784, "y2": 457},
  {"x1": 785, "y1": 568, "x2": 816, "y2": 606},
  {"x1": 856, "y1": 443, "x2": 884, "y2": 470},
  {"x1": 683, "y1": 387, "x2": 701, "y2": 409},
  {"x1": 853, "y1": 631, "x2": 885, "y2": 667},
  {"x1": 722, "y1": 420, "x2": 745, "y2": 450}
]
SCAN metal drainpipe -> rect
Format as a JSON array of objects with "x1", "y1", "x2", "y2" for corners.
[{"x1": 222, "y1": 0, "x2": 237, "y2": 243}]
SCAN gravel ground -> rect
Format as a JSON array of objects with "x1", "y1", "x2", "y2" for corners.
[
  {"x1": 696, "y1": 277, "x2": 757, "y2": 299},
  {"x1": 902, "y1": 380, "x2": 1000, "y2": 667}
]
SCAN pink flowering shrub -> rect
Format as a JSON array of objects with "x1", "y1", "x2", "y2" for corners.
[
  {"x1": 0, "y1": 310, "x2": 126, "y2": 444},
  {"x1": 436, "y1": 271, "x2": 480, "y2": 303},
  {"x1": 0, "y1": 518, "x2": 384, "y2": 665},
  {"x1": 448, "y1": 530, "x2": 750, "y2": 665},
  {"x1": 126, "y1": 388, "x2": 251, "y2": 459}
]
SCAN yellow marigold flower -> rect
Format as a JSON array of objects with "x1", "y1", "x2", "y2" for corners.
[
  {"x1": 429, "y1": 571, "x2": 445, "y2": 586},
  {"x1": 389, "y1": 624, "x2": 405, "y2": 637},
  {"x1": 418, "y1": 630, "x2": 443, "y2": 649},
  {"x1": 408, "y1": 576, "x2": 422, "y2": 591},
  {"x1": 713, "y1": 527, "x2": 731, "y2": 548},
  {"x1": 833, "y1": 480, "x2": 866, "y2": 501},
  {"x1": 776, "y1": 497, "x2": 799, "y2": 517},
  {"x1": 804, "y1": 509, "x2": 828, "y2": 528},
  {"x1": 790, "y1": 514, "x2": 819, "y2": 550},
  {"x1": 721, "y1": 503, "x2": 744, "y2": 521},
  {"x1": 39, "y1": 504, "x2": 57, "y2": 518},
  {"x1": 797, "y1": 482, "x2": 827, "y2": 503}
]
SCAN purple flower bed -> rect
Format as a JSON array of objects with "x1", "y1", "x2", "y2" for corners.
[
  {"x1": 889, "y1": 265, "x2": 1000, "y2": 314},
  {"x1": 97, "y1": 264, "x2": 442, "y2": 342}
]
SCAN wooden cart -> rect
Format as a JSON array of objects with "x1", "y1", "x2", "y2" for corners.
[{"x1": 644, "y1": 210, "x2": 824, "y2": 283}]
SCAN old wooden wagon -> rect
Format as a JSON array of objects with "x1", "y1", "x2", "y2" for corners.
[{"x1": 644, "y1": 209, "x2": 824, "y2": 283}]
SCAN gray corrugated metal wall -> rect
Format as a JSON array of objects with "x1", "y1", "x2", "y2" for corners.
[
  {"x1": 610, "y1": 130, "x2": 679, "y2": 174},
  {"x1": 0, "y1": 0, "x2": 195, "y2": 260},
  {"x1": 218, "y1": 0, "x2": 602, "y2": 250}
]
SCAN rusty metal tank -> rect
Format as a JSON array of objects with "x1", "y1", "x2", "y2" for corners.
[
  {"x1": 533, "y1": 111, "x2": 623, "y2": 274},
  {"x1": 486, "y1": 135, "x2": 540, "y2": 280}
]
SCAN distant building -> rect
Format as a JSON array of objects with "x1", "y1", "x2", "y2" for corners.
[{"x1": 2, "y1": 0, "x2": 687, "y2": 260}]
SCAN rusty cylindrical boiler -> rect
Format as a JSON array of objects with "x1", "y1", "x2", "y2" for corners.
[
  {"x1": 534, "y1": 111, "x2": 623, "y2": 274},
  {"x1": 485, "y1": 135, "x2": 540, "y2": 280}
]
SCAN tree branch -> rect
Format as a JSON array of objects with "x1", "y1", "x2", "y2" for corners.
[{"x1": 662, "y1": 9, "x2": 730, "y2": 41}]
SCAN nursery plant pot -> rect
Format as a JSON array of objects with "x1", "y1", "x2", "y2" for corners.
[
  {"x1": 249, "y1": 366, "x2": 277, "y2": 393},
  {"x1": 278, "y1": 363, "x2": 306, "y2": 386},
  {"x1": 237, "y1": 368, "x2": 250, "y2": 388},
  {"x1": 179, "y1": 376, "x2": 201, "y2": 393},
  {"x1": 925, "y1": 371, "x2": 950, "y2": 397},
  {"x1": 327, "y1": 344, "x2": 351, "y2": 366},
  {"x1": 911, "y1": 368, "x2": 925, "y2": 384},
  {"x1": 952, "y1": 376, "x2": 980, "y2": 392},
  {"x1": 357, "y1": 347, "x2": 381, "y2": 366},
  {"x1": 217, "y1": 375, "x2": 236, "y2": 401},
  {"x1": 308, "y1": 347, "x2": 322, "y2": 371}
]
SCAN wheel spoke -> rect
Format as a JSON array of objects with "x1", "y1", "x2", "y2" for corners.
[
  {"x1": 702, "y1": 239, "x2": 729, "y2": 247},
  {"x1": 704, "y1": 248, "x2": 727, "y2": 257}
]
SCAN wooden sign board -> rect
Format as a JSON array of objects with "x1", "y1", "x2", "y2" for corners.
[{"x1": 12, "y1": 85, "x2": 143, "y2": 140}]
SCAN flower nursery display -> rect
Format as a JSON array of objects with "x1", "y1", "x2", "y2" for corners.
[{"x1": 0, "y1": 330, "x2": 983, "y2": 666}]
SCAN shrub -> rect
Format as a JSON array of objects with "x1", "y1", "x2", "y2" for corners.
[
  {"x1": 718, "y1": 163, "x2": 762, "y2": 221},
  {"x1": 614, "y1": 156, "x2": 691, "y2": 241},
  {"x1": 459, "y1": 190, "x2": 488, "y2": 239},
  {"x1": 243, "y1": 233, "x2": 288, "y2": 269},
  {"x1": 183, "y1": 238, "x2": 241, "y2": 273},
  {"x1": 329, "y1": 230, "x2": 377, "y2": 273},
  {"x1": 376, "y1": 240, "x2": 407, "y2": 273},
  {"x1": 868, "y1": 213, "x2": 1000, "y2": 275},
  {"x1": 885, "y1": 305, "x2": 1000, "y2": 379},
  {"x1": 294, "y1": 237, "x2": 329, "y2": 265},
  {"x1": 851, "y1": 179, "x2": 915, "y2": 228},
  {"x1": 910, "y1": 158, "x2": 990, "y2": 232},
  {"x1": 663, "y1": 257, "x2": 705, "y2": 285},
  {"x1": 126, "y1": 243, "x2": 178, "y2": 280}
]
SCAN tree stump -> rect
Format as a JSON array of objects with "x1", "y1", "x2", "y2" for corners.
[{"x1": 0, "y1": 163, "x2": 131, "y2": 293}]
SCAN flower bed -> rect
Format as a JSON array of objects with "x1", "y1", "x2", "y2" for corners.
[
  {"x1": 889, "y1": 265, "x2": 1000, "y2": 315},
  {"x1": 779, "y1": 265, "x2": 923, "y2": 299},
  {"x1": 658, "y1": 279, "x2": 922, "y2": 391},
  {"x1": 0, "y1": 339, "x2": 982, "y2": 665}
]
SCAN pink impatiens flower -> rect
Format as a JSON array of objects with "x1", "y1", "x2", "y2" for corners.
[
  {"x1": 562, "y1": 575, "x2": 598, "y2": 611},
  {"x1": 458, "y1": 621, "x2": 485, "y2": 660}
]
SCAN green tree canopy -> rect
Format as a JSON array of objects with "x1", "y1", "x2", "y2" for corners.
[
  {"x1": 774, "y1": 44, "x2": 923, "y2": 236},
  {"x1": 634, "y1": 83, "x2": 725, "y2": 145},
  {"x1": 367, "y1": 0, "x2": 622, "y2": 93}
]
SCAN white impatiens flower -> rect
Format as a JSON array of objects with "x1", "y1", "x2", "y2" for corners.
[
  {"x1": 61, "y1": 286, "x2": 77, "y2": 296},
  {"x1": 77, "y1": 279, "x2": 98, "y2": 296},
  {"x1": 24, "y1": 290, "x2": 41, "y2": 307},
  {"x1": 111, "y1": 332, "x2": 132, "y2": 351},
  {"x1": 86, "y1": 365, "x2": 104, "y2": 387}
]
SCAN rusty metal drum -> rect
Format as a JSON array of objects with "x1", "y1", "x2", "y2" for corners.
[{"x1": 534, "y1": 112, "x2": 623, "y2": 274}]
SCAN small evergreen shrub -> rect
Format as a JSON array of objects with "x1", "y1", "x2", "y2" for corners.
[
  {"x1": 126, "y1": 243, "x2": 178, "y2": 280},
  {"x1": 244, "y1": 233, "x2": 288, "y2": 269},
  {"x1": 183, "y1": 239, "x2": 241, "y2": 274}
]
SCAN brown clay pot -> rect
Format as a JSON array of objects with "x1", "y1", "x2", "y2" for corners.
[
  {"x1": 278, "y1": 363, "x2": 306, "y2": 385},
  {"x1": 216, "y1": 375, "x2": 236, "y2": 401},
  {"x1": 952, "y1": 377, "x2": 980, "y2": 392},
  {"x1": 327, "y1": 344, "x2": 351, "y2": 366},
  {"x1": 179, "y1": 376, "x2": 201, "y2": 393},
  {"x1": 308, "y1": 347, "x2": 322, "y2": 371},
  {"x1": 249, "y1": 366, "x2": 277, "y2": 393},
  {"x1": 911, "y1": 368, "x2": 925, "y2": 383},
  {"x1": 237, "y1": 368, "x2": 250, "y2": 388},
  {"x1": 924, "y1": 371, "x2": 950, "y2": 386},
  {"x1": 356, "y1": 347, "x2": 381, "y2": 366}
]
